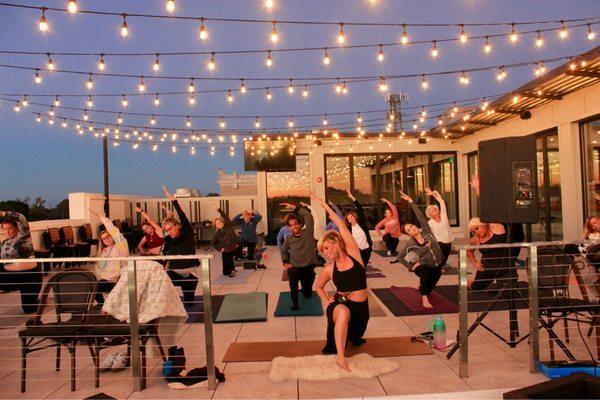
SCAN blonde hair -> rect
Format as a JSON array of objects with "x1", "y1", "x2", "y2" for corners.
[
  {"x1": 98, "y1": 229, "x2": 112, "y2": 253},
  {"x1": 584, "y1": 216, "x2": 599, "y2": 239},
  {"x1": 162, "y1": 216, "x2": 180, "y2": 227},
  {"x1": 317, "y1": 230, "x2": 347, "y2": 256},
  {"x1": 469, "y1": 217, "x2": 487, "y2": 232},
  {"x1": 425, "y1": 205, "x2": 439, "y2": 219}
]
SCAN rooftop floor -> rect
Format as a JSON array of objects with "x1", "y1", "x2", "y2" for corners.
[{"x1": 0, "y1": 246, "x2": 594, "y2": 399}]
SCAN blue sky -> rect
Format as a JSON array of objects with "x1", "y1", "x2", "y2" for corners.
[{"x1": 0, "y1": 0, "x2": 598, "y2": 205}]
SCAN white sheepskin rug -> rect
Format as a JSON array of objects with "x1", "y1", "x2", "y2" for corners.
[{"x1": 268, "y1": 353, "x2": 399, "y2": 382}]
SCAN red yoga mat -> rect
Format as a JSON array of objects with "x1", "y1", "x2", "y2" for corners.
[{"x1": 389, "y1": 286, "x2": 458, "y2": 314}]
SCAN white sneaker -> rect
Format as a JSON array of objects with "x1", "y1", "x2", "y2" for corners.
[
  {"x1": 100, "y1": 353, "x2": 117, "y2": 371},
  {"x1": 386, "y1": 250, "x2": 392, "y2": 257},
  {"x1": 111, "y1": 352, "x2": 129, "y2": 370}
]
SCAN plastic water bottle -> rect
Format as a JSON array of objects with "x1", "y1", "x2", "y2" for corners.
[{"x1": 433, "y1": 316, "x2": 446, "y2": 350}]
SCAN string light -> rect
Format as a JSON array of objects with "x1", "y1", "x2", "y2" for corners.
[
  {"x1": 21, "y1": 95, "x2": 29, "y2": 107},
  {"x1": 13, "y1": 101, "x2": 21, "y2": 112},
  {"x1": 98, "y1": 54, "x2": 106, "y2": 71},
  {"x1": 255, "y1": 117, "x2": 261, "y2": 128},
  {"x1": 83, "y1": 109, "x2": 89, "y2": 121},
  {"x1": 150, "y1": 115, "x2": 157, "y2": 125},
  {"x1": 227, "y1": 90, "x2": 234, "y2": 102},
  {"x1": 266, "y1": 50, "x2": 273, "y2": 66},
  {"x1": 335, "y1": 79, "x2": 343, "y2": 94},
  {"x1": 220, "y1": 116, "x2": 226, "y2": 128},
  {"x1": 337, "y1": 23, "x2": 346, "y2": 45},
  {"x1": 153, "y1": 93, "x2": 160, "y2": 106},
  {"x1": 535, "y1": 31, "x2": 544, "y2": 48},
  {"x1": 34, "y1": 69, "x2": 42, "y2": 84},
  {"x1": 38, "y1": 8, "x2": 48, "y2": 32},
  {"x1": 322, "y1": 48, "x2": 331, "y2": 65},
  {"x1": 288, "y1": 79, "x2": 295, "y2": 94},
  {"x1": 534, "y1": 61, "x2": 546, "y2": 76},
  {"x1": 357, "y1": 113, "x2": 363, "y2": 124},
  {"x1": 53, "y1": 95, "x2": 60, "y2": 107},
  {"x1": 86, "y1": 73, "x2": 93, "y2": 89},
  {"x1": 431, "y1": 41, "x2": 439, "y2": 58},
  {"x1": 559, "y1": 20, "x2": 568, "y2": 39},
  {"x1": 483, "y1": 35, "x2": 492, "y2": 53},
  {"x1": 266, "y1": 88, "x2": 272, "y2": 100},
  {"x1": 62, "y1": 119, "x2": 68, "y2": 128},
  {"x1": 117, "y1": 113, "x2": 123, "y2": 124},
  {"x1": 86, "y1": 95, "x2": 93, "y2": 108},
  {"x1": 185, "y1": 116, "x2": 192, "y2": 127},
  {"x1": 322, "y1": 114, "x2": 328, "y2": 126},
  {"x1": 120, "y1": 14, "x2": 129, "y2": 37},
  {"x1": 377, "y1": 45, "x2": 384, "y2": 62},
  {"x1": 121, "y1": 94, "x2": 128, "y2": 107},
  {"x1": 199, "y1": 17, "x2": 208, "y2": 40},
  {"x1": 400, "y1": 24, "x2": 409, "y2": 44},
  {"x1": 302, "y1": 85, "x2": 309, "y2": 98},
  {"x1": 587, "y1": 24, "x2": 596, "y2": 40},
  {"x1": 265, "y1": 0, "x2": 274, "y2": 10},
  {"x1": 421, "y1": 74, "x2": 429, "y2": 89},
  {"x1": 207, "y1": 53, "x2": 216, "y2": 70},
  {"x1": 510, "y1": 23, "x2": 518, "y2": 43},
  {"x1": 342, "y1": 81, "x2": 348, "y2": 94},
  {"x1": 497, "y1": 66, "x2": 507, "y2": 81},
  {"x1": 46, "y1": 54, "x2": 55, "y2": 71},
  {"x1": 138, "y1": 76, "x2": 146, "y2": 92},
  {"x1": 153, "y1": 54, "x2": 161, "y2": 71},
  {"x1": 48, "y1": 106, "x2": 55, "y2": 116},
  {"x1": 166, "y1": 0, "x2": 175, "y2": 13},
  {"x1": 379, "y1": 76, "x2": 388, "y2": 92},
  {"x1": 288, "y1": 116, "x2": 295, "y2": 128},
  {"x1": 188, "y1": 93, "x2": 196, "y2": 105},
  {"x1": 188, "y1": 79, "x2": 195, "y2": 93},
  {"x1": 270, "y1": 21, "x2": 279, "y2": 43},
  {"x1": 240, "y1": 79, "x2": 247, "y2": 94},
  {"x1": 459, "y1": 24, "x2": 468, "y2": 43},
  {"x1": 67, "y1": 0, "x2": 77, "y2": 14}
]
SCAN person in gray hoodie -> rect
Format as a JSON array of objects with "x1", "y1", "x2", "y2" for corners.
[
  {"x1": 394, "y1": 190, "x2": 443, "y2": 309},
  {"x1": 280, "y1": 202, "x2": 321, "y2": 310}
]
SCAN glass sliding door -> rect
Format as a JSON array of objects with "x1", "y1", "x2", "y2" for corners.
[{"x1": 580, "y1": 115, "x2": 600, "y2": 221}]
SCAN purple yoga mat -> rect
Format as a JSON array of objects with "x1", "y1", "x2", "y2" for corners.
[
  {"x1": 389, "y1": 286, "x2": 458, "y2": 314},
  {"x1": 367, "y1": 272, "x2": 386, "y2": 278}
]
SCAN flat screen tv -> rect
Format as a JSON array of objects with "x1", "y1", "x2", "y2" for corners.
[{"x1": 244, "y1": 141, "x2": 297, "y2": 172}]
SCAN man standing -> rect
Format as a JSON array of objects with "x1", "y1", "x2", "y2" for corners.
[
  {"x1": 0, "y1": 211, "x2": 42, "y2": 313},
  {"x1": 233, "y1": 209, "x2": 262, "y2": 260},
  {"x1": 280, "y1": 202, "x2": 320, "y2": 310}
]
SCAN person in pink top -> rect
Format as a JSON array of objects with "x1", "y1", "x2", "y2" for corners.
[{"x1": 375, "y1": 198, "x2": 401, "y2": 256}]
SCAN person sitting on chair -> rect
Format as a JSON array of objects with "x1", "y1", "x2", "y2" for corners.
[
  {"x1": 375, "y1": 198, "x2": 401, "y2": 256},
  {"x1": 233, "y1": 209, "x2": 262, "y2": 260},
  {"x1": 312, "y1": 193, "x2": 369, "y2": 372},
  {"x1": 425, "y1": 188, "x2": 453, "y2": 268},
  {"x1": 160, "y1": 185, "x2": 200, "y2": 306},
  {"x1": 344, "y1": 191, "x2": 373, "y2": 267},
  {"x1": 393, "y1": 191, "x2": 444, "y2": 309},
  {"x1": 211, "y1": 206, "x2": 240, "y2": 278},
  {"x1": 135, "y1": 208, "x2": 164, "y2": 256},
  {"x1": 280, "y1": 201, "x2": 321, "y2": 311},
  {"x1": 0, "y1": 211, "x2": 42, "y2": 313}
]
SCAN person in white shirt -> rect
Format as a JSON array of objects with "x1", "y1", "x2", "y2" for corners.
[
  {"x1": 424, "y1": 188, "x2": 453, "y2": 268},
  {"x1": 344, "y1": 191, "x2": 373, "y2": 266}
]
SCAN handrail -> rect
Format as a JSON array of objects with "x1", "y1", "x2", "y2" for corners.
[
  {"x1": 0, "y1": 254, "x2": 214, "y2": 264},
  {"x1": 454, "y1": 239, "x2": 596, "y2": 251}
]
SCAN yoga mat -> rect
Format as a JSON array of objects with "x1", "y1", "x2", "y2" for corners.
[
  {"x1": 392, "y1": 261, "x2": 460, "y2": 276},
  {"x1": 215, "y1": 292, "x2": 268, "y2": 323},
  {"x1": 434, "y1": 283, "x2": 529, "y2": 313},
  {"x1": 213, "y1": 268, "x2": 254, "y2": 285},
  {"x1": 274, "y1": 291, "x2": 323, "y2": 317},
  {"x1": 366, "y1": 265, "x2": 381, "y2": 272},
  {"x1": 223, "y1": 336, "x2": 432, "y2": 362},
  {"x1": 182, "y1": 295, "x2": 225, "y2": 323},
  {"x1": 367, "y1": 272, "x2": 386, "y2": 278},
  {"x1": 390, "y1": 286, "x2": 458, "y2": 315},
  {"x1": 281, "y1": 269, "x2": 289, "y2": 281}
]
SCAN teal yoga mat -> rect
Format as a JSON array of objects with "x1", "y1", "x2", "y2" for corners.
[
  {"x1": 274, "y1": 291, "x2": 323, "y2": 317},
  {"x1": 215, "y1": 292, "x2": 268, "y2": 323}
]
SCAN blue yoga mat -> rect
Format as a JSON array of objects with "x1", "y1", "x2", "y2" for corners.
[{"x1": 274, "y1": 291, "x2": 323, "y2": 317}]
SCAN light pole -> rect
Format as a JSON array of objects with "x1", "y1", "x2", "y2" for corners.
[{"x1": 103, "y1": 135, "x2": 110, "y2": 217}]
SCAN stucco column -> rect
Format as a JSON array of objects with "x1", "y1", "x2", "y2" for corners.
[{"x1": 558, "y1": 122, "x2": 584, "y2": 241}]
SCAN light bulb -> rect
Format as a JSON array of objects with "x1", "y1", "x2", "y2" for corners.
[
  {"x1": 117, "y1": 114, "x2": 123, "y2": 124},
  {"x1": 323, "y1": 48, "x2": 330, "y2": 65},
  {"x1": 431, "y1": 41, "x2": 439, "y2": 58},
  {"x1": 39, "y1": 9, "x2": 48, "y2": 32},
  {"x1": 270, "y1": 21, "x2": 279, "y2": 43},
  {"x1": 186, "y1": 117, "x2": 192, "y2": 127},
  {"x1": 49, "y1": 106, "x2": 55, "y2": 116},
  {"x1": 87, "y1": 95, "x2": 93, "y2": 107},
  {"x1": 121, "y1": 14, "x2": 129, "y2": 37},
  {"x1": 227, "y1": 90, "x2": 234, "y2": 102},
  {"x1": 421, "y1": 74, "x2": 429, "y2": 89},
  {"x1": 379, "y1": 76, "x2": 388, "y2": 92},
  {"x1": 497, "y1": 67, "x2": 507, "y2": 81},
  {"x1": 220, "y1": 117, "x2": 226, "y2": 128},
  {"x1": 265, "y1": 0, "x2": 274, "y2": 9},
  {"x1": 98, "y1": 55, "x2": 106, "y2": 70},
  {"x1": 483, "y1": 36, "x2": 492, "y2": 53},
  {"x1": 266, "y1": 88, "x2": 272, "y2": 100},
  {"x1": 188, "y1": 79, "x2": 195, "y2": 93},
  {"x1": 322, "y1": 115, "x2": 328, "y2": 126},
  {"x1": 357, "y1": 113, "x2": 362, "y2": 123},
  {"x1": 377, "y1": 45, "x2": 384, "y2": 62},
  {"x1": 288, "y1": 79, "x2": 294, "y2": 94},
  {"x1": 342, "y1": 82, "x2": 348, "y2": 94},
  {"x1": 188, "y1": 94, "x2": 196, "y2": 105},
  {"x1": 47, "y1": 55, "x2": 55, "y2": 71},
  {"x1": 255, "y1": 117, "x2": 261, "y2": 128},
  {"x1": 288, "y1": 117, "x2": 294, "y2": 128},
  {"x1": 121, "y1": 95, "x2": 128, "y2": 107},
  {"x1": 21, "y1": 96, "x2": 28, "y2": 107},
  {"x1": 54, "y1": 95, "x2": 60, "y2": 106},
  {"x1": 138, "y1": 76, "x2": 146, "y2": 92},
  {"x1": 240, "y1": 79, "x2": 247, "y2": 94},
  {"x1": 266, "y1": 50, "x2": 273, "y2": 66},
  {"x1": 153, "y1": 54, "x2": 160, "y2": 71},
  {"x1": 459, "y1": 71, "x2": 470, "y2": 85},
  {"x1": 150, "y1": 115, "x2": 156, "y2": 125},
  {"x1": 34, "y1": 70, "x2": 42, "y2": 84},
  {"x1": 208, "y1": 53, "x2": 216, "y2": 70},
  {"x1": 83, "y1": 110, "x2": 88, "y2": 121},
  {"x1": 587, "y1": 24, "x2": 596, "y2": 40},
  {"x1": 335, "y1": 79, "x2": 343, "y2": 94},
  {"x1": 14, "y1": 102, "x2": 21, "y2": 112},
  {"x1": 199, "y1": 18, "x2": 208, "y2": 40},
  {"x1": 62, "y1": 120, "x2": 68, "y2": 128},
  {"x1": 154, "y1": 93, "x2": 160, "y2": 106},
  {"x1": 337, "y1": 23, "x2": 346, "y2": 45},
  {"x1": 509, "y1": 24, "x2": 518, "y2": 43},
  {"x1": 67, "y1": 1, "x2": 78, "y2": 14},
  {"x1": 559, "y1": 21, "x2": 568, "y2": 39},
  {"x1": 459, "y1": 24, "x2": 468, "y2": 43},
  {"x1": 400, "y1": 24, "x2": 409, "y2": 44},
  {"x1": 166, "y1": 0, "x2": 175, "y2": 13},
  {"x1": 535, "y1": 31, "x2": 544, "y2": 48},
  {"x1": 302, "y1": 85, "x2": 309, "y2": 97},
  {"x1": 86, "y1": 73, "x2": 93, "y2": 89}
]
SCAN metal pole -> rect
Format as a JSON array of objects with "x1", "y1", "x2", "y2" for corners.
[
  {"x1": 528, "y1": 245, "x2": 540, "y2": 373},
  {"x1": 102, "y1": 136, "x2": 110, "y2": 217},
  {"x1": 201, "y1": 257, "x2": 217, "y2": 389},
  {"x1": 459, "y1": 249, "x2": 469, "y2": 378},
  {"x1": 127, "y1": 260, "x2": 142, "y2": 391}
]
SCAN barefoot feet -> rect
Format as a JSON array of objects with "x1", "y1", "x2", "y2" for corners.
[
  {"x1": 336, "y1": 356, "x2": 351, "y2": 372},
  {"x1": 422, "y1": 295, "x2": 433, "y2": 309}
]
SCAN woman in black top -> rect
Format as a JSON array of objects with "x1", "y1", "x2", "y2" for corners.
[
  {"x1": 313, "y1": 193, "x2": 369, "y2": 372},
  {"x1": 161, "y1": 185, "x2": 200, "y2": 304},
  {"x1": 210, "y1": 205, "x2": 240, "y2": 277}
]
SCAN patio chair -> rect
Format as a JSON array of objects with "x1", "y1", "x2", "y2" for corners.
[
  {"x1": 43, "y1": 227, "x2": 77, "y2": 268},
  {"x1": 78, "y1": 223, "x2": 99, "y2": 254},
  {"x1": 536, "y1": 246, "x2": 600, "y2": 361},
  {"x1": 60, "y1": 226, "x2": 91, "y2": 261},
  {"x1": 19, "y1": 269, "x2": 97, "y2": 392}
]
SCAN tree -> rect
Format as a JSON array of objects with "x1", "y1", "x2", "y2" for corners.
[
  {"x1": 0, "y1": 200, "x2": 30, "y2": 217},
  {"x1": 206, "y1": 192, "x2": 220, "y2": 197},
  {"x1": 54, "y1": 199, "x2": 69, "y2": 219}
]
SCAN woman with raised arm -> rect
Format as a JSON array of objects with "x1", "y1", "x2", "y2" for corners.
[
  {"x1": 135, "y1": 207, "x2": 164, "y2": 256},
  {"x1": 374, "y1": 198, "x2": 401, "y2": 256},
  {"x1": 211, "y1": 205, "x2": 240, "y2": 278},
  {"x1": 424, "y1": 188, "x2": 453, "y2": 267},
  {"x1": 344, "y1": 190, "x2": 373, "y2": 266},
  {"x1": 313, "y1": 193, "x2": 369, "y2": 372},
  {"x1": 394, "y1": 191, "x2": 444, "y2": 309}
]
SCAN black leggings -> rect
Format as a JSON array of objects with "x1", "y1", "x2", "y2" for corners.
[
  {"x1": 0, "y1": 264, "x2": 43, "y2": 313},
  {"x1": 221, "y1": 247, "x2": 239, "y2": 276},
  {"x1": 287, "y1": 266, "x2": 316, "y2": 306},
  {"x1": 360, "y1": 248, "x2": 372, "y2": 266},
  {"x1": 382, "y1": 233, "x2": 399, "y2": 254},
  {"x1": 322, "y1": 298, "x2": 370, "y2": 354},
  {"x1": 95, "y1": 279, "x2": 116, "y2": 305},
  {"x1": 240, "y1": 240, "x2": 256, "y2": 260},
  {"x1": 438, "y1": 242, "x2": 452, "y2": 267},
  {"x1": 413, "y1": 265, "x2": 442, "y2": 296}
]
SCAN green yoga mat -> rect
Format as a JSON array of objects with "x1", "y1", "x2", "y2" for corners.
[
  {"x1": 215, "y1": 292, "x2": 268, "y2": 323},
  {"x1": 274, "y1": 291, "x2": 323, "y2": 317}
]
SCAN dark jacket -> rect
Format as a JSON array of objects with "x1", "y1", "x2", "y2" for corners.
[
  {"x1": 232, "y1": 212, "x2": 262, "y2": 243},
  {"x1": 162, "y1": 200, "x2": 200, "y2": 269},
  {"x1": 211, "y1": 209, "x2": 240, "y2": 252}
]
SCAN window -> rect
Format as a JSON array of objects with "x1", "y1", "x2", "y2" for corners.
[
  {"x1": 325, "y1": 152, "x2": 459, "y2": 229},
  {"x1": 467, "y1": 152, "x2": 479, "y2": 219},
  {"x1": 581, "y1": 116, "x2": 600, "y2": 222}
]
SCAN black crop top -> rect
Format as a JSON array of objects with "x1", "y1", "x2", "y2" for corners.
[{"x1": 332, "y1": 256, "x2": 367, "y2": 292}]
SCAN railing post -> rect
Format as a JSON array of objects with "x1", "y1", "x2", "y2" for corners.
[
  {"x1": 459, "y1": 249, "x2": 469, "y2": 378},
  {"x1": 201, "y1": 257, "x2": 217, "y2": 390},
  {"x1": 127, "y1": 260, "x2": 142, "y2": 391},
  {"x1": 528, "y1": 245, "x2": 540, "y2": 373}
]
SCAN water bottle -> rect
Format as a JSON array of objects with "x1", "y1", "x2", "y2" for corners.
[{"x1": 432, "y1": 315, "x2": 446, "y2": 350}]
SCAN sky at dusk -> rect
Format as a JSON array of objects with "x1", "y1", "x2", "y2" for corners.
[{"x1": 0, "y1": 0, "x2": 598, "y2": 205}]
